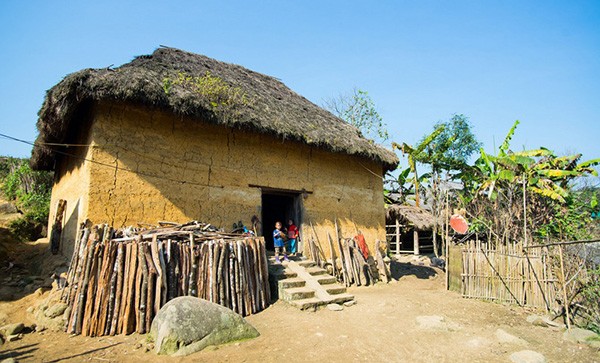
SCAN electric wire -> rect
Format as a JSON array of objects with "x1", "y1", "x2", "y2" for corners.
[{"x1": 0, "y1": 132, "x2": 221, "y2": 188}]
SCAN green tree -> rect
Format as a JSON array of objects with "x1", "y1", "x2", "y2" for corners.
[{"x1": 324, "y1": 88, "x2": 390, "y2": 144}]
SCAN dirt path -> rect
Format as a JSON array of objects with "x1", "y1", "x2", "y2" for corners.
[{"x1": 1, "y1": 252, "x2": 598, "y2": 362}]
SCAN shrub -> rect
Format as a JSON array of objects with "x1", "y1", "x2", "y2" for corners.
[{"x1": 0, "y1": 157, "x2": 52, "y2": 241}]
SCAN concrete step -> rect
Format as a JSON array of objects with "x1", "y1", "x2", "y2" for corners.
[
  {"x1": 288, "y1": 297, "x2": 322, "y2": 310},
  {"x1": 269, "y1": 265, "x2": 297, "y2": 280},
  {"x1": 298, "y1": 260, "x2": 316, "y2": 268},
  {"x1": 324, "y1": 284, "x2": 347, "y2": 295},
  {"x1": 326, "y1": 292, "x2": 354, "y2": 305},
  {"x1": 306, "y1": 266, "x2": 327, "y2": 276},
  {"x1": 316, "y1": 275, "x2": 337, "y2": 285},
  {"x1": 278, "y1": 277, "x2": 306, "y2": 289},
  {"x1": 282, "y1": 287, "x2": 315, "y2": 301}
]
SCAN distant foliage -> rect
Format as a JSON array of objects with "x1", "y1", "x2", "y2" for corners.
[
  {"x1": 0, "y1": 157, "x2": 53, "y2": 240},
  {"x1": 324, "y1": 89, "x2": 390, "y2": 144}
]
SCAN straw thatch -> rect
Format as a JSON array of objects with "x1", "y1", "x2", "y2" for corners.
[
  {"x1": 31, "y1": 47, "x2": 398, "y2": 171},
  {"x1": 385, "y1": 205, "x2": 435, "y2": 231}
]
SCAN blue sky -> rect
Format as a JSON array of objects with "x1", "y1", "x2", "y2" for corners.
[{"x1": 0, "y1": 1, "x2": 598, "y2": 169}]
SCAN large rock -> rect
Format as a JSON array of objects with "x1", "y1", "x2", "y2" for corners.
[
  {"x1": 416, "y1": 315, "x2": 461, "y2": 331},
  {"x1": 0, "y1": 323, "x2": 24, "y2": 337},
  {"x1": 149, "y1": 296, "x2": 260, "y2": 356},
  {"x1": 44, "y1": 302, "x2": 68, "y2": 319},
  {"x1": 562, "y1": 327, "x2": 600, "y2": 346},
  {"x1": 496, "y1": 328, "x2": 528, "y2": 346},
  {"x1": 509, "y1": 350, "x2": 546, "y2": 363}
]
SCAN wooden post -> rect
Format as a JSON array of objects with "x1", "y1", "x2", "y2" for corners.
[
  {"x1": 445, "y1": 190, "x2": 449, "y2": 291},
  {"x1": 395, "y1": 219, "x2": 400, "y2": 255},
  {"x1": 558, "y1": 245, "x2": 571, "y2": 330},
  {"x1": 413, "y1": 230, "x2": 419, "y2": 255}
]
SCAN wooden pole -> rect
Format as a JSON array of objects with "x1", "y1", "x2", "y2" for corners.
[
  {"x1": 413, "y1": 230, "x2": 419, "y2": 255},
  {"x1": 445, "y1": 190, "x2": 450, "y2": 291},
  {"x1": 395, "y1": 218, "x2": 400, "y2": 255},
  {"x1": 558, "y1": 245, "x2": 571, "y2": 330}
]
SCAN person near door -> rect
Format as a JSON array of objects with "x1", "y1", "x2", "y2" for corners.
[
  {"x1": 273, "y1": 221, "x2": 289, "y2": 263},
  {"x1": 287, "y1": 219, "x2": 299, "y2": 256}
]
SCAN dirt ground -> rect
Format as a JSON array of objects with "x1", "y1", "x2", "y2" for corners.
[{"x1": 0, "y1": 238, "x2": 599, "y2": 363}]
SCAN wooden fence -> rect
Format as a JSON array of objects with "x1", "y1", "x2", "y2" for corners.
[{"x1": 461, "y1": 240, "x2": 557, "y2": 309}]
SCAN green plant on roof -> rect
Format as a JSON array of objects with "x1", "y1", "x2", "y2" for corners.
[{"x1": 162, "y1": 71, "x2": 250, "y2": 109}]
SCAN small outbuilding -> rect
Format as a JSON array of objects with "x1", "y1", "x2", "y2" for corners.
[
  {"x1": 385, "y1": 205, "x2": 436, "y2": 255},
  {"x1": 31, "y1": 47, "x2": 398, "y2": 257}
]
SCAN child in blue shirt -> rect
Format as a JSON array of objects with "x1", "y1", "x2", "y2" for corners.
[{"x1": 273, "y1": 221, "x2": 289, "y2": 263}]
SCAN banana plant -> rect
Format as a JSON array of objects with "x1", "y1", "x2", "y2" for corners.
[{"x1": 392, "y1": 125, "x2": 444, "y2": 206}]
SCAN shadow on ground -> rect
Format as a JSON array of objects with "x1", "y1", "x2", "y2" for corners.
[
  {"x1": 0, "y1": 232, "x2": 68, "y2": 302},
  {"x1": 389, "y1": 260, "x2": 438, "y2": 280},
  {"x1": 0, "y1": 343, "x2": 38, "y2": 361}
]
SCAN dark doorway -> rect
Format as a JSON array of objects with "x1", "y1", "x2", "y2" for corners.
[{"x1": 262, "y1": 192, "x2": 302, "y2": 250}]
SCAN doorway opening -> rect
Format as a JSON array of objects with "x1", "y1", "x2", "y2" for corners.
[{"x1": 261, "y1": 191, "x2": 302, "y2": 250}]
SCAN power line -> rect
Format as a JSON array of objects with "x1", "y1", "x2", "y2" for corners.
[{"x1": 0, "y1": 132, "x2": 222, "y2": 188}]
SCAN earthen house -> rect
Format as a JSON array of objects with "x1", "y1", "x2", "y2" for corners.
[{"x1": 31, "y1": 47, "x2": 398, "y2": 257}]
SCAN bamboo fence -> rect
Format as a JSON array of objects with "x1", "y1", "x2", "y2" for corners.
[
  {"x1": 461, "y1": 240, "x2": 556, "y2": 309},
  {"x1": 61, "y1": 221, "x2": 270, "y2": 337}
]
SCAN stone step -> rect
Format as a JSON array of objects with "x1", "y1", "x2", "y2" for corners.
[
  {"x1": 282, "y1": 287, "x2": 315, "y2": 301},
  {"x1": 326, "y1": 292, "x2": 354, "y2": 305},
  {"x1": 316, "y1": 275, "x2": 337, "y2": 285},
  {"x1": 297, "y1": 260, "x2": 316, "y2": 268},
  {"x1": 288, "y1": 297, "x2": 322, "y2": 310},
  {"x1": 269, "y1": 266, "x2": 297, "y2": 280},
  {"x1": 278, "y1": 277, "x2": 306, "y2": 289},
  {"x1": 324, "y1": 284, "x2": 347, "y2": 295},
  {"x1": 306, "y1": 266, "x2": 327, "y2": 276}
]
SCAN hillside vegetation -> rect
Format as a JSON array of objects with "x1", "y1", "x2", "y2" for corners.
[{"x1": 0, "y1": 157, "x2": 53, "y2": 241}]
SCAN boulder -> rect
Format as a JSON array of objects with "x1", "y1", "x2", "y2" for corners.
[
  {"x1": 34, "y1": 308, "x2": 65, "y2": 332},
  {"x1": 0, "y1": 203, "x2": 18, "y2": 214},
  {"x1": 509, "y1": 350, "x2": 546, "y2": 363},
  {"x1": 496, "y1": 329, "x2": 528, "y2": 346},
  {"x1": 416, "y1": 315, "x2": 461, "y2": 331},
  {"x1": 0, "y1": 323, "x2": 24, "y2": 337},
  {"x1": 44, "y1": 302, "x2": 68, "y2": 319},
  {"x1": 327, "y1": 303, "x2": 343, "y2": 311},
  {"x1": 149, "y1": 296, "x2": 259, "y2": 356},
  {"x1": 562, "y1": 327, "x2": 599, "y2": 346}
]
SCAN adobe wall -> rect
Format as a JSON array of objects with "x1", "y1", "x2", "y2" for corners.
[
  {"x1": 48, "y1": 123, "x2": 93, "y2": 258},
  {"x1": 72, "y1": 101, "x2": 387, "y2": 255}
]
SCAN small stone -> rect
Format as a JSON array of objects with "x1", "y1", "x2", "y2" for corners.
[
  {"x1": 496, "y1": 329, "x2": 528, "y2": 346},
  {"x1": 343, "y1": 300, "x2": 357, "y2": 307},
  {"x1": 34, "y1": 288, "x2": 44, "y2": 296},
  {"x1": 509, "y1": 350, "x2": 546, "y2": 363},
  {"x1": 7, "y1": 334, "x2": 21, "y2": 342},
  {"x1": 0, "y1": 323, "x2": 24, "y2": 336},
  {"x1": 327, "y1": 303, "x2": 343, "y2": 311},
  {"x1": 562, "y1": 327, "x2": 599, "y2": 345},
  {"x1": 416, "y1": 315, "x2": 461, "y2": 331},
  {"x1": 1, "y1": 357, "x2": 17, "y2": 363},
  {"x1": 26, "y1": 307, "x2": 34, "y2": 314},
  {"x1": 134, "y1": 343, "x2": 142, "y2": 349}
]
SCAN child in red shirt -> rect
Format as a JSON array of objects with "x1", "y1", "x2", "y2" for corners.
[{"x1": 287, "y1": 219, "x2": 299, "y2": 256}]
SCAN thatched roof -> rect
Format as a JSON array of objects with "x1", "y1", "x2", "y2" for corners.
[
  {"x1": 31, "y1": 47, "x2": 399, "y2": 171},
  {"x1": 385, "y1": 205, "x2": 435, "y2": 231}
]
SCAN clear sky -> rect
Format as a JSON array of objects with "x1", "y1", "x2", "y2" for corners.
[{"x1": 1, "y1": 1, "x2": 598, "y2": 168}]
